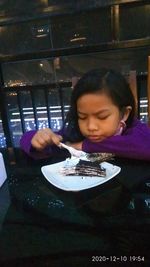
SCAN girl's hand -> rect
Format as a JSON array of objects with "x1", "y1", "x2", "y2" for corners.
[
  {"x1": 31, "y1": 128, "x2": 62, "y2": 151},
  {"x1": 65, "y1": 141, "x2": 83, "y2": 151}
]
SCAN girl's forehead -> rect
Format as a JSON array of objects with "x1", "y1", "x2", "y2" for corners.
[
  {"x1": 77, "y1": 92, "x2": 113, "y2": 104},
  {"x1": 77, "y1": 92, "x2": 118, "y2": 113}
]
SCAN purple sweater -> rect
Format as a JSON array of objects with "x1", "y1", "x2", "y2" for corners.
[{"x1": 20, "y1": 119, "x2": 150, "y2": 161}]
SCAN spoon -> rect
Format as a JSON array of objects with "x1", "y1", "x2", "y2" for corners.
[{"x1": 59, "y1": 142, "x2": 86, "y2": 158}]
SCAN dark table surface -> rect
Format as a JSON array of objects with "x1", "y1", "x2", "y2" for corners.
[{"x1": 0, "y1": 156, "x2": 150, "y2": 267}]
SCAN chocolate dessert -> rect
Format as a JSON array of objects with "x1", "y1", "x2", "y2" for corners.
[
  {"x1": 60, "y1": 159, "x2": 106, "y2": 177},
  {"x1": 75, "y1": 159, "x2": 106, "y2": 176}
]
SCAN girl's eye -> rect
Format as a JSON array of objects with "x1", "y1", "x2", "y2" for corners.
[
  {"x1": 98, "y1": 115, "x2": 109, "y2": 120},
  {"x1": 78, "y1": 116, "x2": 86, "y2": 120}
]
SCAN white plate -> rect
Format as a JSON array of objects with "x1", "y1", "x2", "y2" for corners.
[{"x1": 41, "y1": 158, "x2": 121, "y2": 192}]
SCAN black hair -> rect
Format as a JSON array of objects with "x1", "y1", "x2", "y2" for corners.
[{"x1": 63, "y1": 68, "x2": 136, "y2": 142}]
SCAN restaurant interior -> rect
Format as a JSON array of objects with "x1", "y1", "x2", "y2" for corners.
[{"x1": 0, "y1": 0, "x2": 150, "y2": 266}]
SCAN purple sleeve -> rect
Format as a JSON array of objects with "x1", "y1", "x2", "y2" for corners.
[
  {"x1": 82, "y1": 120, "x2": 150, "y2": 161},
  {"x1": 20, "y1": 130, "x2": 36, "y2": 154}
]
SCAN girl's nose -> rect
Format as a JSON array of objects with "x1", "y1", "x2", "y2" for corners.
[{"x1": 87, "y1": 119, "x2": 98, "y2": 131}]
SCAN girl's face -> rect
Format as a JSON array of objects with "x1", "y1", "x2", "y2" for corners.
[{"x1": 77, "y1": 92, "x2": 130, "y2": 142}]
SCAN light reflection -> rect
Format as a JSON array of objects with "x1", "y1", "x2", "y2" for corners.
[
  {"x1": 32, "y1": 25, "x2": 50, "y2": 38},
  {"x1": 70, "y1": 33, "x2": 86, "y2": 43}
]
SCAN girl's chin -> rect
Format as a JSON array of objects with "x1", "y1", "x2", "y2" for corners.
[{"x1": 90, "y1": 140, "x2": 102, "y2": 143}]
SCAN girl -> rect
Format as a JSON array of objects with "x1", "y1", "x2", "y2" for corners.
[{"x1": 20, "y1": 68, "x2": 150, "y2": 161}]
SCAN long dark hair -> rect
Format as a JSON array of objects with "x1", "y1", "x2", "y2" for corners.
[{"x1": 63, "y1": 68, "x2": 135, "y2": 142}]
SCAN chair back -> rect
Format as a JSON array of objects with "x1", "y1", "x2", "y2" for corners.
[
  {"x1": 147, "y1": 56, "x2": 150, "y2": 125},
  {"x1": 128, "y1": 57, "x2": 150, "y2": 124}
]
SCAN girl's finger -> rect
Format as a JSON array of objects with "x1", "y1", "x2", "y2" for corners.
[{"x1": 51, "y1": 134, "x2": 63, "y2": 146}]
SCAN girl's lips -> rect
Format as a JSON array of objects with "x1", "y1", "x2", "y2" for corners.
[{"x1": 87, "y1": 136, "x2": 101, "y2": 142}]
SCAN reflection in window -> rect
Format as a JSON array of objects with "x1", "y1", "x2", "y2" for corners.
[
  {"x1": 48, "y1": 88, "x2": 63, "y2": 131},
  {"x1": 51, "y1": 8, "x2": 111, "y2": 48},
  {"x1": 0, "y1": 19, "x2": 52, "y2": 56},
  {"x1": 0, "y1": 1, "x2": 48, "y2": 15},
  {"x1": 120, "y1": 3, "x2": 150, "y2": 40},
  {"x1": 0, "y1": 7, "x2": 111, "y2": 56},
  {"x1": 2, "y1": 59, "x2": 55, "y2": 87},
  {"x1": 3, "y1": 46, "x2": 150, "y2": 88},
  {"x1": 61, "y1": 87, "x2": 71, "y2": 121},
  {"x1": 2, "y1": 87, "x2": 72, "y2": 147},
  {"x1": 18, "y1": 91, "x2": 36, "y2": 132},
  {"x1": 6, "y1": 91, "x2": 23, "y2": 147},
  {"x1": 0, "y1": 113, "x2": 6, "y2": 148}
]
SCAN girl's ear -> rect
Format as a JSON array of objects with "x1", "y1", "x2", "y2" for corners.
[{"x1": 122, "y1": 106, "x2": 132, "y2": 122}]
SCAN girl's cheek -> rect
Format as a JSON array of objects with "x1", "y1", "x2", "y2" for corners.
[{"x1": 78, "y1": 121, "x2": 85, "y2": 131}]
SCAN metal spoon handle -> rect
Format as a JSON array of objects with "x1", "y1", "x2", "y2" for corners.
[{"x1": 59, "y1": 142, "x2": 86, "y2": 157}]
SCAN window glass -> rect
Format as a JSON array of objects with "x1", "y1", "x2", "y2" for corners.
[
  {"x1": 138, "y1": 77, "x2": 149, "y2": 123},
  {"x1": 2, "y1": 59, "x2": 55, "y2": 87},
  {"x1": 120, "y1": 3, "x2": 150, "y2": 40},
  {"x1": 61, "y1": 86, "x2": 72, "y2": 120},
  {"x1": 31, "y1": 89, "x2": 49, "y2": 130},
  {"x1": 6, "y1": 91, "x2": 23, "y2": 147},
  {"x1": 51, "y1": 8, "x2": 111, "y2": 48},
  {"x1": 55, "y1": 47, "x2": 150, "y2": 81},
  {"x1": 0, "y1": 113, "x2": 6, "y2": 148},
  {"x1": 0, "y1": 7, "x2": 111, "y2": 56},
  {"x1": 0, "y1": 0, "x2": 47, "y2": 15},
  {"x1": 0, "y1": 19, "x2": 51, "y2": 56},
  {"x1": 2, "y1": 46, "x2": 150, "y2": 87},
  {"x1": 19, "y1": 91, "x2": 36, "y2": 132},
  {"x1": 48, "y1": 88, "x2": 62, "y2": 131},
  {"x1": 4, "y1": 86, "x2": 72, "y2": 147}
]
